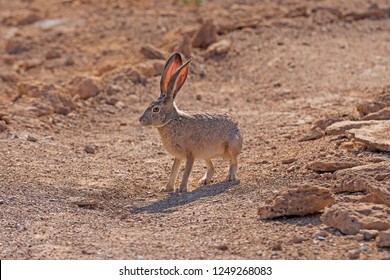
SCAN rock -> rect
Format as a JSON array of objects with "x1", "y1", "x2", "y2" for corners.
[
  {"x1": 290, "y1": 236, "x2": 308, "y2": 244},
  {"x1": 356, "y1": 86, "x2": 390, "y2": 116},
  {"x1": 0, "y1": 121, "x2": 7, "y2": 132},
  {"x1": 45, "y1": 48, "x2": 62, "y2": 60},
  {"x1": 27, "y1": 135, "x2": 38, "y2": 142},
  {"x1": 140, "y1": 44, "x2": 166, "y2": 60},
  {"x1": 271, "y1": 242, "x2": 282, "y2": 251},
  {"x1": 348, "y1": 121, "x2": 390, "y2": 152},
  {"x1": 258, "y1": 184, "x2": 334, "y2": 219},
  {"x1": 17, "y1": 13, "x2": 41, "y2": 25},
  {"x1": 299, "y1": 127, "x2": 325, "y2": 141},
  {"x1": 357, "y1": 101, "x2": 387, "y2": 117},
  {"x1": 20, "y1": 58, "x2": 43, "y2": 71},
  {"x1": 178, "y1": 34, "x2": 192, "y2": 58},
  {"x1": 17, "y1": 82, "x2": 75, "y2": 116},
  {"x1": 84, "y1": 145, "x2": 95, "y2": 154},
  {"x1": 282, "y1": 157, "x2": 296, "y2": 164},
  {"x1": 192, "y1": 19, "x2": 218, "y2": 49},
  {"x1": 362, "y1": 107, "x2": 390, "y2": 120},
  {"x1": 5, "y1": 39, "x2": 32, "y2": 54},
  {"x1": 74, "y1": 199, "x2": 99, "y2": 209},
  {"x1": 69, "y1": 76, "x2": 101, "y2": 100},
  {"x1": 103, "y1": 66, "x2": 145, "y2": 85},
  {"x1": 134, "y1": 60, "x2": 165, "y2": 78},
  {"x1": 216, "y1": 244, "x2": 229, "y2": 251},
  {"x1": 320, "y1": 202, "x2": 390, "y2": 235},
  {"x1": 325, "y1": 120, "x2": 383, "y2": 135},
  {"x1": 307, "y1": 160, "x2": 361, "y2": 172},
  {"x1": 334, "y1": 163, "x2": 390, "y2": 207},
  {"x1": 347, "y1": 249, "x2": 360, "y2": 260},
  {"x1": 376, "y1": 230, "x2": 390, "y2": 247},
  {"x1": 203, "y1": 39, "x2": 232, "y2": 58},
  {"x1": 361, "y1": 229, "x2": 379, "y2": 241}
]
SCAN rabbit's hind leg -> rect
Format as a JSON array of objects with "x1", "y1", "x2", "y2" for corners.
[{"x1": 198, "y1": 159, "x2": 214, "y2": 185}]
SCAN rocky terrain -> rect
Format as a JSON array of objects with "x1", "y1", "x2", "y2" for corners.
[{"x1": 0, "y1": 0, "x2": 390, "y2": 259}]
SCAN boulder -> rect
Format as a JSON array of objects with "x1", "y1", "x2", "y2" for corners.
[
  {"x1": 348, "y1": 120, "x2": 390, "y2": 152},
  {"x1": 334, "y1": 163, "x2": 390, "y2": 207},
  {"x1": 307, "y1": 160, "x2": 361, "y2": 172},
  {"x1": 258, "y1": 184, "x2": 334, "y2": 219},
  {"x1": 325, "y1": 120, "x2": 382, "y2": 135},
  {"x1": 321, "y1": 202, "x2": 390, "y2": 235}
]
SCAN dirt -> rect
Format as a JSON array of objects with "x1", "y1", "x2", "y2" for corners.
[{"x1": 1, "y1": 0, "x2": 390, "y2": 260}]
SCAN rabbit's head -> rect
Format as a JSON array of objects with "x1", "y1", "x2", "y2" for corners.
[{"x1": 139, "y1": 53, "x2": 191, "y2": 127}]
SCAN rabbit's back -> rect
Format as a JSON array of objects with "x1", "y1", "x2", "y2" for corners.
[{"x1": 157, "y1": 111, "x2": 242, "y2": 160}]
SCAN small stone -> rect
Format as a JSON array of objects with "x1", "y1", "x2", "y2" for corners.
[
  {"x1": 299, "y1": 128, "x2": 325, "y2": 141},
  {"x1": 203, "y1": 39, "x2": 232, "y2": 58},
  {"x1": 134, "y1": 60, "x2": 165, "y2": 78},
  {"x1": 314, "y1": 230, "x2": 328, "y2": 240},
  {"x1": 311, "y1": 117, "x2": 342, "y2": 131},
  {"x1": 81, "y1": 249, "x2": 95, "y2": 255},
  {"x1": 192, "y1": 19, "x2": 218, "y2": 49},
  {"x1": 0, "y1": 121, "x2": 7, "y2": 132},
  {"x1": 355, "y1": 233, "x2": 364, "y2": 241},
  {"x1": 74, "y1": 199, "x2": 99, "y2": 209},
  {"x1": 27, "y1": 135, "x2": 38, "y2": 142},
  {"x1": 321, "y1": 173, "x2": 333, "y2": 180},
  {"x1": 362, "y1": 229, "x2": 379, "y2": 241},
  {"x1": 376, "y1": 230, "x2": 390, "y2": 247},
  {"x1": 0, "y1": 200, "x2": 4, "y2": 204},
  {"x1": 271, "y1": 242, "x2": 282, "y2": 251},
  {"x1": 5, "y1": 39, "x2": 32, "y2": 54},
  {"x1": 291, "y1": 236, "x2": 308, "y2": 244},
  {"x1": 69, "y1": 76, "x2": 101, "y2": 100},
  {"x1": 339, "y1": 141, "x2": 356, "y2": 150},
  {"x1": 348, "y1": 249, "x2": 360, "y2": 259},
  {"x1": 84, "y1": 145, "x2": 95, "y2": 154},
  {"x1": 45, "y1": 49, "x2": 62, "y2": 60},
  {"x1": 282, "y1": 158, "x2": 296, "y2": 164},
  {"x1": 140, "y1": 44, "x2": 166, "y2": 60},
  {"x1": 216, "y1": 244, "x2": 229, "y2": 251},
  {"x1": 286, "y1": 166, "x2": 295, "y2": 173}
]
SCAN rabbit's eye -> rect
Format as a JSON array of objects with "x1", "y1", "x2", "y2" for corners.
[{"x1": 152, "y1": 107, "x2": 160, "y2": 113}]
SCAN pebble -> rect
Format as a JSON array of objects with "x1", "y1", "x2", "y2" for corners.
[
  {"x1": 348, "y1": 249, "x2": 360, "y2": 260},
  {"x1": 84, "y1": 145, "x2": 95, "y2": 154},
  {"x1": 27, "y1": 135, "x2": 38, "y2": 142},
  {"x1": 282, "y1": 157, "x2": 296, "y2": 164},
  {"x1": 271, "y1": 242, "x2": 282, "y2": 251}
]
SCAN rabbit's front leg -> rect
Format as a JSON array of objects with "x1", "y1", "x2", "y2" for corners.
[
  {"x1": 178, "y1": 154, "x2": 194, "y2": 193},
  {"x1": 161, "y1": 158, "x2": 182, "y2": 192}
]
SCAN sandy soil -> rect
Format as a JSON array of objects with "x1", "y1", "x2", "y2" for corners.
[{"x1": 1, "y1": 0, "x2": 390, "y2": 259}]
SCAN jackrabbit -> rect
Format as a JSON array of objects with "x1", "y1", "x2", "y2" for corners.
[{"x1": 139, "y1": 53, "x2": 242, "y2": 192}]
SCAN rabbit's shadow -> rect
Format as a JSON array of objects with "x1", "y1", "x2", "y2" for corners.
[{"x1": 132, "y1": 180, "x2": 239, "y2": 214}]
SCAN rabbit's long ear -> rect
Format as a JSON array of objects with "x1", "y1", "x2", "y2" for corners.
[
  {"x1": 167, "y1": 58, "x2": 191, "y2": 100},
  {"x1": 160, "y1": 53, "x2": 182, "y2": 95}
]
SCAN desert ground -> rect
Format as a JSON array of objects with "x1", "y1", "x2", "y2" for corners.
[{"x1": 1, "y1": 0, "x2": 390, "y2": 259}]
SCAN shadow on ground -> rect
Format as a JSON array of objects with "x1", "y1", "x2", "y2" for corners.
[{"x1": 132, "y1": 180, "x2": 239, "y2": 214}]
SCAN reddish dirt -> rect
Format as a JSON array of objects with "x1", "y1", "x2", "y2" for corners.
[{"x1": 1, "y1": 0, "x2": 390, "y2": 259}]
